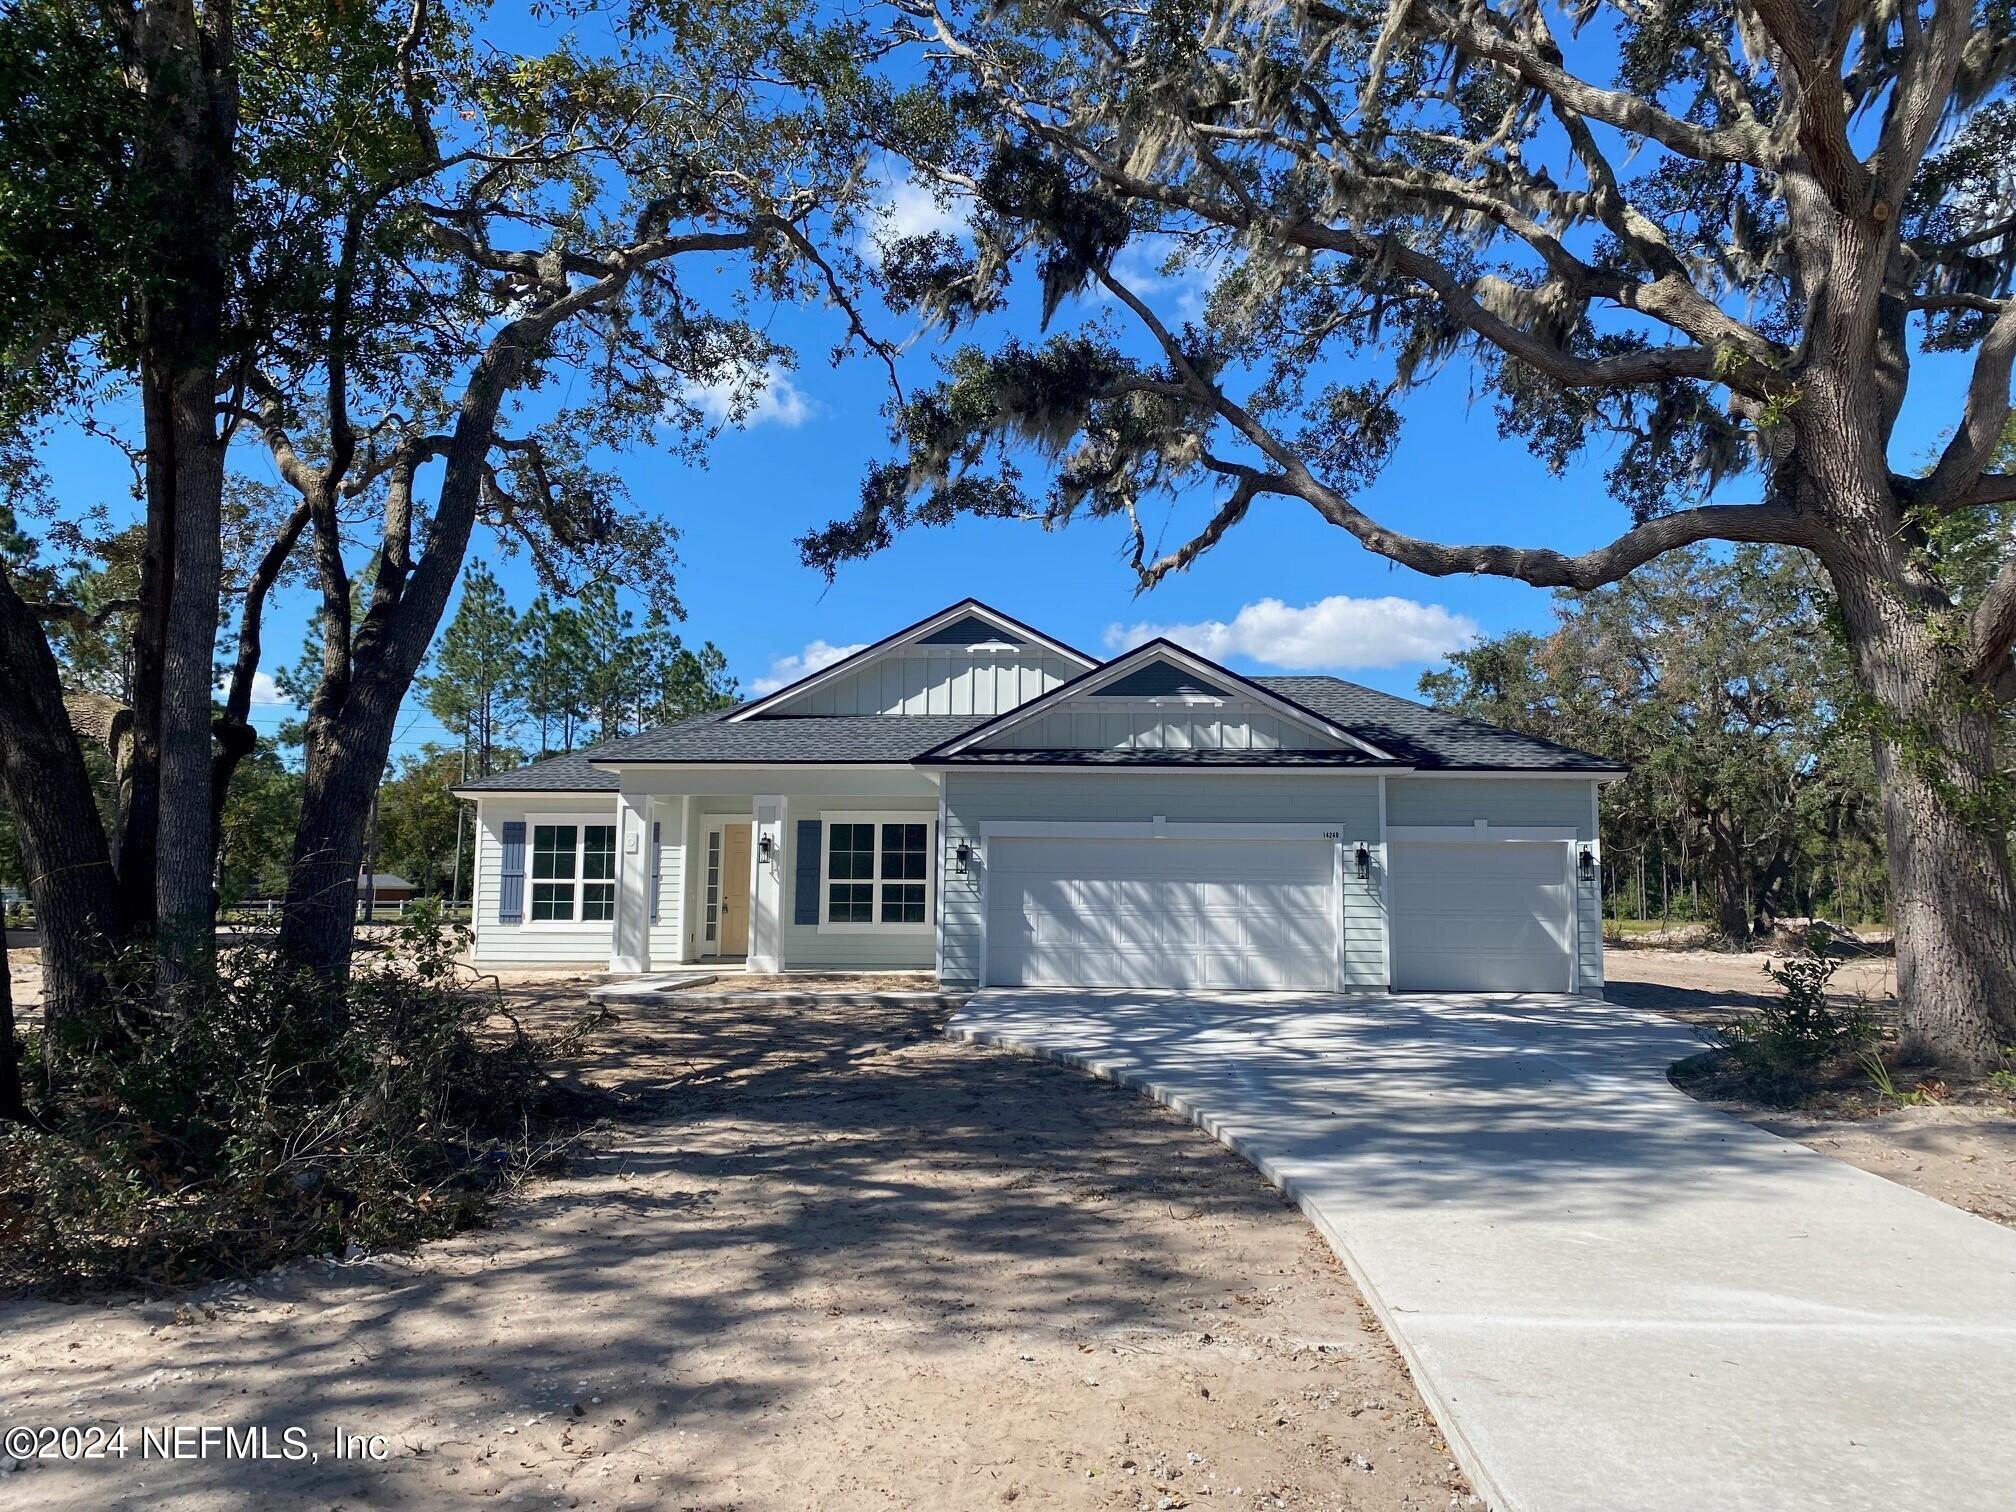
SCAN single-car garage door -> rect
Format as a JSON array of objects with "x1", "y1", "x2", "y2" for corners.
[
  {"x1": 986, "y1": 836, "x2": 1336, "y2": 990},
  {"x1": 1389, "y1": 839, "x2": 1572, "y2": 992}
]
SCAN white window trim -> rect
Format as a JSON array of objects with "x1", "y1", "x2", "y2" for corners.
[
  {"x1": 523, "y1": 812, "x2": 620, "y2": 930},
  {"x1": 818, "y1": 810, "x2": 936, "y2": 935}
]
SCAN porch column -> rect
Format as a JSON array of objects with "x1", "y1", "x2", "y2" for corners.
[
  {"x1": 610, "y1": 788, "x2": 652, "y2": 974},
  {"x1": 748, "y1": 794, "x2": 786, "y2": 972}
]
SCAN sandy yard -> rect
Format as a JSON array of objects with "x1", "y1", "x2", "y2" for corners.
[
  {"x1": 6, "y1": 944, "x2": 32, "y2": 1012},
  {"x1": 1, "y1": 987, "x2": 1475, "y2": 1511}
]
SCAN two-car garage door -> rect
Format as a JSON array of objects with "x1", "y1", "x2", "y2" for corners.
[
  {"x1": 982, "y1": 831, "x2": 1576, "y2": 993},
  {"x1": 985, "y1": 836, "x2": 1336, "y2": 990}
]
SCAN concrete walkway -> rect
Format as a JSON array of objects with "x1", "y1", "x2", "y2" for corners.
[{"x1": 950, "y1": 990, "x2": 2016, "y2": 1512}]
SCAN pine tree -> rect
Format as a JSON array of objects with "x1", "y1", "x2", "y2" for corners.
[
  {"x1": 420, "y1": 565, "x2": 523, "y2": 777},
  {"x1": 519, "y1": 595, "x2": 594, "y2": 754}
]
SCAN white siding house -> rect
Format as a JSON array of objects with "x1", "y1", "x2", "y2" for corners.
[{"x1": 456, "y1": 600, "x2": 1621, "y2": 993}]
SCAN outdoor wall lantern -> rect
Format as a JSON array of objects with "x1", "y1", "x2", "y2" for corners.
[
  {"x1": 1579, "y1": 846, "x2": 1597, "y2": 884},
  {"x1": 1354, "y1": 844, "x2": 1372, "y2": 883},
  {"x1": 757, "y1": 832, "x2": 775, "y2": 862},
  {"x1": 954, "y1": 840, "x2": 976, "y2": 874}
]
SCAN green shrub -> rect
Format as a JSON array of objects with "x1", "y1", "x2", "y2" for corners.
[
  {"x1": 0, "y1": 905, "x2": 605, "y2": 1294},
  {"x1": 1712, "y1": 923, "x2": 1876, "y2": 1099}
]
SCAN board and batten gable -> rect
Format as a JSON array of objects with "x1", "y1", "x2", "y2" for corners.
[
  {"x1": 980, "y1": 698, "x2": 1350, "y2": 752},
  {"x1": 754, "y1": 645, "x2": 1079, "y2": 717},
  {"x1": 938, "y1": 771, "x2": 1385, "y2": 989},
  {"x1": 1385, "y1": 775, "x2": 1606, "y2": 994}
]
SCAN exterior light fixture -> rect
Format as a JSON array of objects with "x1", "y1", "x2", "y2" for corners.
[
  {"x1": 1579, "y1": 846, "x2": 1596, "y2": 884},
  {"x1": 1354, "y1": 844, "x2": 1372, "y2": 883},
  {"x1": 757, "y1": 832, "x2": 775, "y2": 862},
  {"x1": 954, "y1": 840, "x2": 975, "y2": 874}
]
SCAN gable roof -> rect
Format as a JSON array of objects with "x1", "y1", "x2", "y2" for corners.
[
  {"x1": 453, "y1": 678, "x2": 1620, "y2": 787},
  {"x1": 915, "y1": 611, "x2": 1025, "y2": 646},
  {"x1": 922, "y1": 638, "x2": 1394, "y2": 761},
  {"x1": 1257, "y1": 677, "x2": 1624, "y2": 773},
  {"x1": 725, "y1": 599, "x2": 1097, "y2": 722},
  {"x1": 451, "y1": 605, "x2": 1622, "y2": 793},
  {"x1": 1092, "y1": 661, "x2": 1232, "y2": 698}
]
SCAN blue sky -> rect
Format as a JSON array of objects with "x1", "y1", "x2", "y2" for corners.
[{"x1": 23, "y1": 25, "x2": 1983, "y2": 763}]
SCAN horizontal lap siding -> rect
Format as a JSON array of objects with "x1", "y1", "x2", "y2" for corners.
[
  {"x1": 941, "y1": 773, "x2": 1382, "y2": 989},
  {"x1": 646, "y1": 798, "x2": 686, "y2": 966},
  {"x1": 778, "y1": 797, "x2": 937, "y2": 970},
  {"x1": 472, "y1": 797, "x2": 619, "y2": 965}
]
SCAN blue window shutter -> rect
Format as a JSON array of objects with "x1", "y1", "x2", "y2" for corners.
[
  {"x1": 499, "y1": 821, "x2": 526, "y2": 924},
  {"x1": 650, "y1": 821, "x2": 662, "y2": 923},
  {"x1": 794, "y1": 819, "x2": 823, "y2": 926}
]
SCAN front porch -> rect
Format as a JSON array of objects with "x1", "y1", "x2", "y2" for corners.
[{"x1": 597, "y1": 769, "x2": 945, "y2": 979}]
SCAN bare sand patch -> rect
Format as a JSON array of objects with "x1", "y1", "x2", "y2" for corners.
[{"x1": 2, "y1": 992, "x2": 1474, "y2": 1510}]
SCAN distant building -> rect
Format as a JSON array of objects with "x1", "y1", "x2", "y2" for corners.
[{"x1": 357, "y1": 872, "x2": 417, "y2": 904}]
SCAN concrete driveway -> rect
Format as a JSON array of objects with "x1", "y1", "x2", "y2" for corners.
[{"x1": 950, "y1": 989, "x2": 2016, "y2": 1512}]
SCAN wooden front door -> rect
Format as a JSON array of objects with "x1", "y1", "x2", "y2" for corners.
[{"x1": 718, "y1": 823, "x2": 752, "y2": 955}]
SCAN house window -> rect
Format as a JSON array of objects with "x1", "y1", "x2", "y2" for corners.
[
  {"x1": 704, "y1": 830, "x2": 722, "y2": 942},
  {"x1": 530, "y1": 822, "x2": 616, "y2": 923},
  {"x1": 823, "y1": 816, "x2": 933, "y2": 930}
]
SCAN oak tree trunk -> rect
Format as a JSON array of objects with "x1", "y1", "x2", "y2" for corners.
[
  {"x1": 0, "y1": 893, "x2": 22, "y2": 1123},
  {"x1": 152, "y1": 370, "x2": 228, "y2": 977},
  {"x1": 1830, "y1": 559, "x2": 2016, "y2": 1073},
  {"x1": 1704, "y1": 813, "x2": 1753, "y2": 945},
  {"x1": 0, "y1": 575, "x2": 128, "y2": 1033},
  {"x1": 277, "y1": 693, "x2": 404, "y2": 988},
  {"x1": 123, "y1": 0, "x2": 239, "y2": 989}
]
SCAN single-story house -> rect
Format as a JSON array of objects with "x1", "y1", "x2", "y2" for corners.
[
  {"x1": 454, "y1": 599, "x2": 1622, "y2": 993},
  {"x1": 358, "y1": 872, "x2": 418, "y2": 904}
]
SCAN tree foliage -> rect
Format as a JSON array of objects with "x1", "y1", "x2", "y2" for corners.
[
  {"x1": 1421, "y1": 547, "x2": 1887, "y2": 939},
  {"x1": 0, "y1": 0, "x2": 883, "y2": 1000},
  {"x1": 796, "y1": 0, "x2": 2016, "y2": 1069}
]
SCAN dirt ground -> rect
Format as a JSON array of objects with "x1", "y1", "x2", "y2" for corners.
[
  {"x1": 1607, "y1": 946, "x2": 2016, "y2": 1228},
  {"x1": 1, "y1": 988, "x2": 1476, "y2": 1511},
  {"x1": 7, "y1": 945, "x2": 32, "y2": 1012}
]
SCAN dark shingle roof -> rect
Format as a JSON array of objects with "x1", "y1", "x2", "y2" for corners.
[
  {"x1": 456, "y1": 672, "x2": 1618, "y2": 791},
  {"x1": 455, "y1": 744, "x2": 620, "y2": 793},
  {"x1": 588, "y1": 712, "x2": 992, "y2": 763},
  {"x1": 1255, "y1": 677, "x2": 1622, "y2": 773},
  {"x1": 938, "y1": 747, "x2": 1394, "y2": 767}
]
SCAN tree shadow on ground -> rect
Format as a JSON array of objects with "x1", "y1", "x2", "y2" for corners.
[{"x1": 5, "y1": 993, "x2": 1382, "y2": 1509}]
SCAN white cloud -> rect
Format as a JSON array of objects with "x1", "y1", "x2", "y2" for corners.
[
  {"x1": 214, "y1": 670, "x2": 294, "y2": 707},
  {"x1": 1082, "y1": 234, "x2": 1227, "y2": 319},
  {"x1": 1103, "y1": 595, "x2": 1479, "y2": 672},
  {"x1": 859, "y1": 158, "x2": 973, "y2": 265},
  {"x1": 750, "y1": 639, "x2": 870, "y2": 696},
  {"x1": 680, "y1": 361, "x2": 816, "y2": 430}
]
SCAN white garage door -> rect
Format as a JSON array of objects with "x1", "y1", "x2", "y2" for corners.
[
  {"x1": 985, "y1": 836, "x2": 1336, "y2": 990},
  {"x1": 1389, "y1": 839, "x2": 1572, "y2": 992}
]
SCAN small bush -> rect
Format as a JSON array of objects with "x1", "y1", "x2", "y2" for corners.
[
  {"x1": 0, "y1": 906, "x2": 605, "y2": 1294},
  {"x1": 1712, "y1": 924, "x2": 1876, "y2": 1099}
]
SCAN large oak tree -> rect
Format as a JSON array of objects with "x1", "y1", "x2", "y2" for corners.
[
  {"x1": 809, "y1": 0, "x2": 2016, "y2": 1069},
  {"x1": 0, "y1": 0, "x2": 885, "y2": 1016}
]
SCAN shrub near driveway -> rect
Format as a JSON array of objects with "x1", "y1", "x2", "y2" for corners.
[
  {"x1": 0, "y1": 910, "x2": 604, "y2": 1293},
  {"x1": 1711, "y1": 925, "x2": 1878, "y2": 1101}
]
